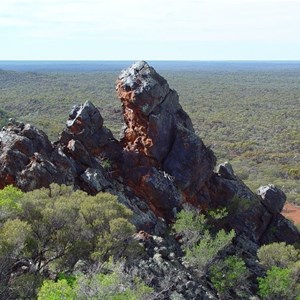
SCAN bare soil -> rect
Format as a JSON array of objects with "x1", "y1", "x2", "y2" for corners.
[{"x1": 281, "y1": 202, "x2": 300, "y2": 225}]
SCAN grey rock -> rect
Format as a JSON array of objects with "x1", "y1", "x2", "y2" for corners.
[
  {"x1": 158, "y1": 246, "x2": 168, "y2": 259},
  {"x1": 258, "y1": 184, "x2": 286, "y2": 214},
  {"x1": 118, "y1": 61, "x2": 170, "y2": 116},
  {"x1": 163, "y1": 124, "x2": 216, "y2": 195},
  {"x1": 217, "y1": 161, "x2": 236, "y2": 180},
  {"x1": 80, "y1": 168, "x2": 111, "y2": 193},
  {"x1": 154, "y1": 217, "x2": 168, "y2": 236},
  {"x1": 67, "y1": 101, "x2": 103, "y2": 134}
]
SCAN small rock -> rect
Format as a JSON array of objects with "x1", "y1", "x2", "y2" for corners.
[
  {"x1": 217, "y1": 161, "x2": 235, "y2": 180},
  {"x1": 153, "y1": 253, "x2": 163, "y2": 264},
  {"x1": 185, "y1": 280, "x2": 196, "y2": 290},
  {"x1": 80, "y1": 168, "x2": 111, "y2": 193},
  {"x1": 158, "y1": 246, "x2": 168, "y2": 259}
]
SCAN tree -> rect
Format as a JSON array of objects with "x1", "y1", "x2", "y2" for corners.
[
  {"x1": 0, "y1": 219, "x2": 31, "y2": 298},
  {"x1": 0, "y1": 184, "x2": 138, "y2": 299},
  {"x1": 19, "y1": 184, "x2": 136, "y2": 274}
]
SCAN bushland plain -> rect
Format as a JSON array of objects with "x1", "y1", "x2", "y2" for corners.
[{"x1": 0, "y1": 61, "x2": 299, "y2": 204}]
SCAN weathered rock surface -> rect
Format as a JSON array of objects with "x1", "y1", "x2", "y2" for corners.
[
  {"x1": 133, "y1": 232, "x2": 217, "y2": 300},
  {"x1": 258, "y1": 184, "x2": 286, "y2": 214},
  {"x1": 0, "y1": 101, "x2": 161, "y2": 232},
  {"x1": 0, "y1": 120, "x2": 74, "y2": 190},
  {"x1": 117, "y1": 61, "x2": 216, "y2": 218}
]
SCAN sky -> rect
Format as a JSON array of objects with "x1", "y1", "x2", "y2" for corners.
[{"x1": 1, "y1": 0, "x2": 300, "y2": 60}]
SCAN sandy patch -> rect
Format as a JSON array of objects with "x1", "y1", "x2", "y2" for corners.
[{"x1": 281, "y1": 202, "x2": 300, "y2": 225}]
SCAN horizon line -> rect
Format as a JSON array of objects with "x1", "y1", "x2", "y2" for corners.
[{"x1": 1, "y1": 59, "x2": 300, "y2": 62}]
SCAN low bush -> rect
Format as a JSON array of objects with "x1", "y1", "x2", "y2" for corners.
[
  {"x1": 258, "y1": 266, "x2": 300, "y2": 300},
  {"x1": 257, "y1": 242, "x2": 299, "y2": 269},
  {"x1": 210, "y1": 255, "x2": 249, "y2": 298},
  {"x1": 173, "y1": 206, "x2": 235, "y2": 272}
]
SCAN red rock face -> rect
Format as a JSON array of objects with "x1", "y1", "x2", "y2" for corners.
[
  {"x1": 116, "y1": 61, "x2": 169, "y2": 158},
  {"x1": 116, "y1": 61, "x2": 217, "y2": 218}
]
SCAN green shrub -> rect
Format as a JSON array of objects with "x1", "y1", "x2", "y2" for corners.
[
  {"x1": 257, "y1": 242, "x2": 299, "y2": 269},
  {"x1": 184, "y1": 229, "x2": 235, "y2": 270},
  {"x1": 38, "y1": 260, "x2": 153, "y2": 300},
  {"x1": 18, "y1": 184, "x2": 136, "y2": 273},
  {"x1": 173, "y1": 206, "x2": 206, "y2": 247},
  {"x1": 0, "y1": 219, "x2": 32, "y2": 298},
  {"x1": 210, "y1": 255, "x2": 249, "y2": 298},
  {"x1": 0, "y1": 218, "x2": 31, "y2": 258},
  {"x1": 173, "y1": 207, "x2": 235, "y2": 271},
  {"x1": 76, "y1": 270, "x2": 153, "y2": 300},
  {"x1": 258, "y1": 266, "x2": 300, "y2": 300},
  {"x1": 38, "y1": 279, "x2": 76, "y2": 300},
  {"x1": 0, "y1": 185, "x2": 23, "y2": 221}
]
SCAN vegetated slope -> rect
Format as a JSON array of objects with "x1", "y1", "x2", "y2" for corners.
[{"x1": 0, "y1": 66, "x2": 299, "y2": 205}]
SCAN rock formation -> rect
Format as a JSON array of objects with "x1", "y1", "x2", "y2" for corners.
[
  {"x1": 0, "y1": 120, "x2": 73, "y2": 191},
  {"x1": 116, "y1": 61, "x2": 216, "y2": 219},
  {"x1": 0, "y1": 61, "x2": 299, "y2": 245}
]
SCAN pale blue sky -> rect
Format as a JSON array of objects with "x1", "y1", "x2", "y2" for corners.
[{"x1": 1, "y1": 0, "x2": 300, "y2": 60}]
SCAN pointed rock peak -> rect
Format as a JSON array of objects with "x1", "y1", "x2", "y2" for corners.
[
  {"x1": 116, "y1": 61, "x2": 169, "y2": 116},
  {"x1": 66, "y1": 101, "x2": 103, "y2": 132},
  {"x1": 119, "y1": 61, "x2": 149, "y2": 78}
]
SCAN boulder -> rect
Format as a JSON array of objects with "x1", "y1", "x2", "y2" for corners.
[
  {"x1": 80, "y1": 167, "x2": 112, "y2": 193},
  {"x1": 216, "y1": 161, "x2": 236, "y2": 180},
  {"x1": 257, "y1": 184, "x2": 286, "y2": 214}
]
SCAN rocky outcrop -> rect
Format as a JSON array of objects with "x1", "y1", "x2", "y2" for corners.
[
  {"x1": 133, "y1": 232, "x2": 217, "y2": 300},
  {"x1": 0, "y1": 61, "x2": 299, "y2": 245},
  {"x1": 0, "y1": 120, "x2": 74, "y2": 190},
  {"x1": 0, "y1": 102, "x2": 161, "y2": 232},
  {"x1": 0, "y1": 103, "x2": 118, "y2": 194},
  {"x1": 117, "y1": 61, "x2": 216, "y2": 218},
  {"x1": 214, "y1": 163, "x2": 299, "y2": 244}
]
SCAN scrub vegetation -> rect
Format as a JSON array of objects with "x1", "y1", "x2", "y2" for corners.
[{"x1": 1, "y1": 185, "x2": 300, "y2": 299}]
